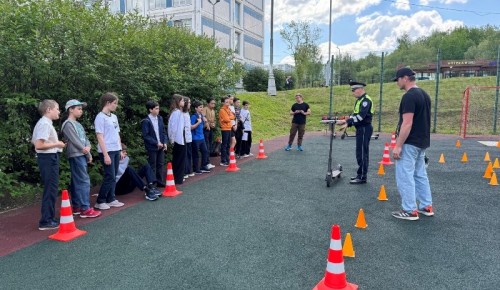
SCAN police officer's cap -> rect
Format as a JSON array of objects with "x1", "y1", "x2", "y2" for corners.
[{"x1": 349, "y1": 81, "x2": 366, "y2": 90}]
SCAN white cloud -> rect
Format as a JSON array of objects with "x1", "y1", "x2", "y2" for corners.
[
  {"x1": 420, "y1": 0, "x2": 468, "y2": 5},
  {"x1": 393, "y1": 0, "x2": 410, "y2": 10}
]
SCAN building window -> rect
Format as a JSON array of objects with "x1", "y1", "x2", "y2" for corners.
[
  {"x1": 234, "y1": 1, "x2": 241, "y2": 26},
  {"x1": 234, "y1": 32, "x2": 241, "y2": 54},
  {"x1": 150, "y1": 0, "x2": 166, "y2": 9},
  {"x1": 173, "y1": 0, "x2": 192, "y2": 7},
  {"x1": 173, "y1": 19, "x2": 192, "y2": 29}
]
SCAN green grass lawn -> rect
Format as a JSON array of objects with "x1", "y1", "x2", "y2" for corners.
[{"x1": 236, "y1": 76, "x2": 499, "y2": 140}]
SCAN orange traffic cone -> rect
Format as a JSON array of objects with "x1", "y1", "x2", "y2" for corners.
[
  {"x1": 493, "y1": 158, "x2": 500, "y2": 169},
  {"x1": 354, "y1": 209, "x2": 367, "y2": 229},
  {"x1": 342, "y1": 233, "x2": 355, "y2": 258},
  {"x1": 377, "y1": 185, "x2": 388, "y2": 201},
  {"x1": 456, "y1": 139, "x2": 461, "y2": 148},
  {"x1": 497, "y1": 140, "x2": 500, "y2": 148},
  {"x1": 226, "y1": 147, "x2": 240, "y2": 172},
  {"x1": 438, "y1": 153, "x2": 445, "y2": 163},
  {"x1": 389, "y1": 133, "x2": 397, "y2": 149},
  {"x1": 162, "y1": 162, "x2": 182, "y2": 197},
  {"x1": 483, "y1": 162, "x2": 493, "y2": 179},
  {"x1": 377, "y1": 164, "x2": 385, "y2": 175},
  {"x1": 461, "y1": 152, "x2": 468, "y2": 163},
  {"x1": 484, "y1": 152, "x2": 491, "y2": 162},
  {"x1": 256, "y1": 139, "x2": 268, "y2": 159},
  {"x1": 49, "y1": 190, "x2": 87, "y2": 242},
  {"x1": 378, "y1": 143, "x2": 394, "y2": 165},
  {"x1": 489, "y1": 172, "x2": 499, "y2": 186},
  {"x1": 313, "y1": 225, "x2": 358, "y2": 290}
]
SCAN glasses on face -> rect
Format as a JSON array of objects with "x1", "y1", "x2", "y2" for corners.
[{"x1": 351, "y1": 88, "x2": 358, "y2": 92}]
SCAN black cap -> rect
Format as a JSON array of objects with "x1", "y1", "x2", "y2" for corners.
[
  {"x1": 393, "y1": 67, "x2": 415, "y2": 81},
  {"x1": 349, "y1": 81, "x2": 366, "y2": 89}
]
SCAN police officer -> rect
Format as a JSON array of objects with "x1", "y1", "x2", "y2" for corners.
[{"x1": 337, "y1": 81, "x2": 374, "y2": 184}]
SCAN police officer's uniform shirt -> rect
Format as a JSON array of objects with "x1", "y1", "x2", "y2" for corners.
[{"x1": 347, "y1": 94, "x2": 373, "y2": 128}]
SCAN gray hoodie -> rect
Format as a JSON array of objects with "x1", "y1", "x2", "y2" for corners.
[{"x1": 62, "y1": 119, "x2": 92, "y2": 159}]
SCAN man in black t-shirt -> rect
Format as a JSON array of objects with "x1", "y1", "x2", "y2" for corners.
[
  {"x1": 285, "y1": 93, "x2": 311, "y2": 151},
  {"x1": 391, "y1": 67, "x2": 433, "y2": 221}
]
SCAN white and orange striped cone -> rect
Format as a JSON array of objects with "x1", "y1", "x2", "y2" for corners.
[
  {"x1": 256, "y1": 139, "x2": 268, "y2": 159},
  {"x1": 162, "y1": 162, "x2": 182, "y2": 197},
  {"x1": 378, "y1": 142, "x2": 394, "y2": 165},
  {"x1": 313, "y1": 224, "x2": 358, "y2": 290},
  {"x1": 389, "y1": 133, "x2": 397, "y2": 149},
  {"x1": 49, "y1": 190, "x2": 87, "y2": 242},
  {"x1": 226, "y1": 147, "x2": 240, "y2": 172}
]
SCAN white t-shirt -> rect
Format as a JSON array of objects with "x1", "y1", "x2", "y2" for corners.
[
  {"x1": 183, "y1": 112, "x2": 192, "y2": 143},
  {"x1": 240, "y1": 108, "x2": 252, "y2": 131},
  {"x1": 31, "y1": 116, "x2": 62, "y2": 153},
  {"x1": 94, "y1": 112, "x2": 121, "y2": 153}
]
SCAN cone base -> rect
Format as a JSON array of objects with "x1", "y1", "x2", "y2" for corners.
[
  {"x1": 256, "y1": 155, "x2": 268, "y2": 159},
  {"x1": 378, "y1": 161, "x2": 394, "y2": 165},
  {"x1": 313, "y1": 278, "x2": 358, "y2": 290},
  {"x1": 377, "y1": 197, "x2": 388, "y2": 201},
  {"x1": 354, "y1": 223, "x2": 367, "y2": 229},
  {"x1": 162, "y1": 189, "x2": 183, "y2": 197},
  {"x1": 49, "y1": 228, "x2": 87, "y2": 242},
  {"x1": 226, "y1": 167, "x2": 240, "y2": 172}
]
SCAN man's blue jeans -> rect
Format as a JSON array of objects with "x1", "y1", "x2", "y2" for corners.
[
  {"x1": 395, "y1": 144, "x2": 432, "y2": 212},
  {"x1": 69, "y1": 155, "x2": 91, "y2": 211}
]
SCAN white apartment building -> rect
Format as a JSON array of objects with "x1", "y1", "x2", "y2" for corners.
[{"x1": 99, "y1": 0, "x2": 264, "y2": 66}]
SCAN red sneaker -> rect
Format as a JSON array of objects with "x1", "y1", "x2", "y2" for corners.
[
  {"x1": 418, "y1": 205, "x2": 434, "y2": 217},
  {"x1": 80, "y1": 208, "x2": 101, "y2": 218}
]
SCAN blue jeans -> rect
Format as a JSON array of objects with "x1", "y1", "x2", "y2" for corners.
[
  {"x1": 69, "y1": 155, "x2": 91, "y2": 211},
  {"x1": 395, "y1": 144, "x2": 432, "y2": 212},
  {"x1": 192, "y1": 139, "x2": 209, "y2": 172},
  {"x1": 37, "y1": 153, "x2": 59, "y2": 226},
  {"x1": 221, "y1": 130, "x2": 231, "y2": 164},
  {"x1": 97, "y1": 151, "x2": 120, "y2": 204}
]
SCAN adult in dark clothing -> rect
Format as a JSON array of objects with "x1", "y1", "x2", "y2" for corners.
[
  {"x1": 285, "y1": 93, "x2": 311, "y2": 151},
  {"x1": 336, "y1": 81, "x2": 374, "y2": 184},
  {"x1": 391, "y1": 67, "x2": 433, "y2": 221}
]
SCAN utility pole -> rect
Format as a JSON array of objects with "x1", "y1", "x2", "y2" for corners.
[
  {"x1": 208, "y1": 0, "x2": 220, "y2": 42},
  {"x1": 267, "y1": 0, "x2": 276, "y2": 96},
  {"x1": 433, "y1": 48, "x2": 441, "y2": 133}
]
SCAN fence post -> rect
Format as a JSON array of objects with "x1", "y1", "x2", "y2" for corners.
[
  {"x1": 433, "y1": 48, "x2": 441, "y2": 133},
  {"x1": 494, "y1": 45, "x2": 500, "y2": 134},
  {"x1": 378, "y1": 52, "x2": 384, "y2": 132}
]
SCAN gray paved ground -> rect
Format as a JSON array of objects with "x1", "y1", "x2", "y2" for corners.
[{"x1": 0, "y1": 134, "x2": 499, "y2": 289}]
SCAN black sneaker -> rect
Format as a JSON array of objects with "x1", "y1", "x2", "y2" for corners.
[
  {"x1": 200, "y1": 167, "x2": 211, "y2": 173},
  {"x1": 392, "y1": 210, "x2": 419, "y2": 221},
  {"x1": 424, "y1": 155, "x2": 429, "y2": 168},
  {"x1": 349, "y1": 178, "x2": 367, "y2": 184},
  {"x1": 195, "y1": 171, "x2": 203, "y2": 175},
  {"x1": 220, "y1": 162, "x2": 229, "y2": 167},
  {"x1": 38, "y1": 220, "x2": 59, "y2": 231},
  {"x1": 144, "y1": 188, "x2": 158, "y2": 201},
  {"x1": 350, "y1": 176, "x2": 361, "y2": 181}
]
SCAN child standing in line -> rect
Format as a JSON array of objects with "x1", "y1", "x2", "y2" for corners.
[
  {"x1": 190, "y1": 100, "x2": 211, "y2": 174},
  {"x1": 62, "y1": 99, "x2": 101, "y2": 218},
  {"x1": 168, "y1": 94, "x2": 186, "y2": 184},
  {"x1": 31, "y1": 100, "x2": 66, "y2": 230},
  {"x1": 141, "y1": 100, "x2": 168, "y2": 188},
  {"x1": 239, "y1": 100, "x2": 253, "y2": 158},
  {"x1": 183, "y1": 96, "x2": 194, "y2": 179},
  {"x1": 94, "y1": 92, "x2": 125, "y2": 210}
]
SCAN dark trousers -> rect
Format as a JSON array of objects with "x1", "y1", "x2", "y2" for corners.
[
  {"x1": 288, "y1": 123, "x2": 306, "y2": 146},
  {"x1": 97, "y1": 150, "x2": 120, "y2": 204},
  {"x1": 355, "y1": 125, "x2": 373, "y2": 179},
  {"x1": 172, "y1": 142, "x2": 186, "y2": 184},
  {"x1": 204, "y1": 129, "x2": 213, "y2": 157},
  {"x1": 220, "y1": 130, "x2": 231, "y2": 164},
  {"x1": 235, "y1": 129, "x2": 243, "y2": 156},
  {"x1": 116, "y1": 164, "x2": 155, "y2": 195},
  {"x1": 241, "y1": 131, "x2": 252, "y2": 155},
  {"x1": 147, "y1": 148, "x2": 165, "y2": 185},
  {"x1": 37, "y1": 153, "x2": 59, "y2": 226},
  {"x1": 192, "y1": 139, "x2": 209, "y2": 172},
  {"x1": 185, "y1": 142, "x2": 192, "y2": 174}
]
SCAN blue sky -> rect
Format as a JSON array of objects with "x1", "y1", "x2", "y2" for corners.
[{"x1": 263, "y1": 0, "x2": 500, "y2": 65}]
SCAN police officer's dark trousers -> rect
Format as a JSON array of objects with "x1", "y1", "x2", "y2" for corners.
[{"x1": 355, "y1": 124, "x2": 373, "y2": 180}]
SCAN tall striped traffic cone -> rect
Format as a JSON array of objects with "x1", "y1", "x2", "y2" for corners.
[
  {"x1": 389, "y1": 133, "x2": 396, "y2": 149},
  {"x1": 378, "y1": 143, "x2": 394, "y2": 165},
  {"x1": 49, "y1": 190, "x2": 87, "y2": 242},
  {"x1": 313, "y1": 225, "x2": 358, "y2": 290},
  {"x1": 162, "y1": 162, "x2": 182, "y2": 197},
  {"x1": 256, "y1": 139, "x2": 268, "y2": 159},
  {"x1": 226, "y1": 147, "x2": 240, "y2": 172}
]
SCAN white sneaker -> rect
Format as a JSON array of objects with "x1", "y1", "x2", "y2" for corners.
[
  {"x1": 242, "y1": 154, "x2": 250, "y2": 158},
  {"x1": 107, "y1": 200, "x2": 124, "y2": 207},
  {"x1": 188, "y1": 172, "x2": 195, "y2": 177},
  {"x1": 207, "y1": 164, "x2": 215, "y2": 169},
  {"x1": 248, "y1": 153, "x2": 254, "y2": 156},
  {"x1": 184, "y1": 174, "x2": 189, "y2": 179},
  {"x1": 94, "y1": 203, "x2": 110, "y2": 210}
]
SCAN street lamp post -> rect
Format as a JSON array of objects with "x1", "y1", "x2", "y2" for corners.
[
  {"x1": 208, "y1": 0, "x2": 220, "y2": 41},
  {"x1": 267, "y1": 0, "x2": 277, "y2": 96}
]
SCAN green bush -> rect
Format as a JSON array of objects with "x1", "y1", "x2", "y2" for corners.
[{"x1": 242, "y1": 67, "x2": 268, "y2": 92}]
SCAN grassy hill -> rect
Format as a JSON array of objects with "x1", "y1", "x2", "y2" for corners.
[{"x1": 235, "y1": 76, "x2": 499, "y2": 141}]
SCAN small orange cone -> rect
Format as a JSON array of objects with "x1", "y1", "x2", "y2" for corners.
[
  {"x1": 162, "y1": 162, "x2": 182, "y2": 197},
  {"x1": 256, "y1": 139, "x2": 268, "y2": 159},
  {"x1": 378, "y1": 143, "x2": 394, "y2": 165},
  {"x1": 489, "y1": 172, "x2": 499, "y2": 186},
  {"x1": 483, "y1": 162, "x2": 493, "y2": 179},
  {"x1": 313, "y1": 225, "x2": 358, "y2": 290},
  {"x1": 493, "y1": 158, "x2": 500, "y2": 169},
  {"x1": 456, "y1": 139, "x2": 461, "y2": 148},
  {"x1": 354, "y1": 209, "x2": 367, "y2": 229},
  {"x1": 49, "y1": 190, "x2": 87, "y2": 242},
  {"x1": 342, "y1": 233, "x2": 355, "y2": 258},
  {"x1": 377, "y1": 185, "x2": 388, "y2": 201},
  {"x1": 461, "y1": 152, "x2": 468, "y2": 163},
  {"x1": 389, "y1": 133, "x2": 396, "y2": 149},
  {"x1": 377, "y1": 163, "x2": 385, "y2": 175},
  {"x1": 484, "y1": 152, "x2": 491, "y2": 162},
  {"x1": 497, "y1": 140, "x2": 500, "y2": 148},
  {"x1": 226, "y1": 147, "x2": 240, "y2": 172},
  {"x1": 438, "y1": 153, "x2": 445, "y2": 164}
]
